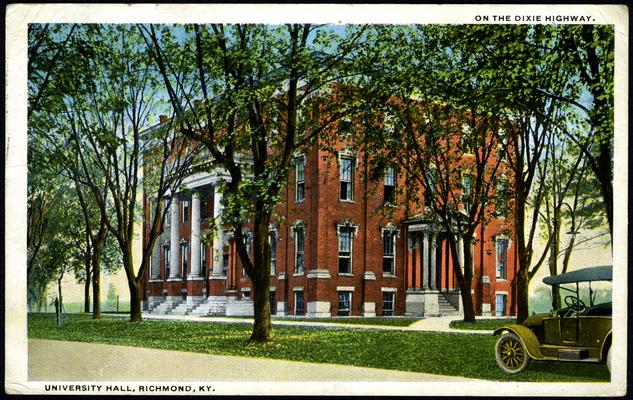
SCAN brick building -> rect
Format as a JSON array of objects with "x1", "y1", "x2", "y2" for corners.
[{"x1": 142, "y1": 135, "x2": 517, "y2": 318}]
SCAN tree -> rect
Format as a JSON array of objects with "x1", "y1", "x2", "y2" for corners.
[
  {"x1": 29, "y1": 24, "x2": 124, "y2": 318},
  {"x1": 29, "y1": 24, "x2": 197, "y2": 322},
  {"x1": 106, "y1": 283, "x2": 117, "y2": 311},
  {"x1": 351, "y1": 25, "x2": 510, "y2": 322},
  {"x1": 141, "y1": 23, "x2": 366, "y2": 341},
  {"x1": 27, "y1": 183, "x2": 86, "y2": 313},
  {"x1": 551, "y1": 26, "x2": 614, "y2": 239},
  {"x1": 539, "y1": 144, "x2": 609, "y2": 309},
  {"x1": 435, "y1": 25, "x2": 613, "y2": 322}
]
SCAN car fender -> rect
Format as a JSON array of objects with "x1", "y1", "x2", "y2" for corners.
[
  {"x1": 494, "y1": 324, "x2": 544, "y2": 360},
  {"x1": 600, "y1": 330, "x2": 612, "y2": 361}
]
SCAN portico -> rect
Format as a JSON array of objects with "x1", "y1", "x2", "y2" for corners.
[{"x1": 404, "y1": 219, "x2": 462, "y2": 317}]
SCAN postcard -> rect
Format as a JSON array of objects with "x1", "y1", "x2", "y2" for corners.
[{"x1": 5, "y1": 3, "x2": 628, "y2": 396}]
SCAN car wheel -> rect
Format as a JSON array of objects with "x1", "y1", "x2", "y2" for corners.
[
  {"x1": 495, "y1": 332, "x2": 532, "y2": 374},
  {"x1": 606, "y1": 346, "x2": 611, "y2": 373}
]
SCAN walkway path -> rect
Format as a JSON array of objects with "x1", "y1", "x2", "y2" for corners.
[
  {"x1": 28, "y1": 339, "x2": 483, "y2": 383},
  {"x1": 130, "y1": 313, "x2": 494, "y2": 335}
]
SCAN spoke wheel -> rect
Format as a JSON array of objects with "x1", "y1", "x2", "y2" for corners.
[{"x1": 495, "y1": 332, "x2": 532, "y2": 374}]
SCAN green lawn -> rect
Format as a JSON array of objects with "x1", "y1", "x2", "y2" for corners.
[
  {"x1": 27, "y1": 314, "x2": 609, "y2": 382},
  {"x1": 449, "y1": 318, "x2": 517, "y2": 331}
]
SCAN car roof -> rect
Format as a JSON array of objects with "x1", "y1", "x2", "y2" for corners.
[{"x1": 543, "y1": 265, "x2": 612, "y2": 285}]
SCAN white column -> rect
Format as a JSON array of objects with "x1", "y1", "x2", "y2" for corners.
[
  {"x1": 189, "y1": 192, "x2": 201, "y2": 278},
  {"x1": 458, "y1": 235, "x2": 465, "y2": 270},
  {"x1": 151, "y1": 237, "x2": 161, "y2": 279},
  {"x1": 211, "y1": 187, "x2": 225, "y2": 276},
  {"x1": 422, "y1": 232, "x2": 429, "y2": 289},
  {"x1": 169, "y1": 198, "x2": 180, "y2": 279},
  {"x1": 430, "y1": 232, "x2": 437, "y2": 290}
]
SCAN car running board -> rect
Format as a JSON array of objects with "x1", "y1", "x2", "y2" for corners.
[{"x1": 558, "y1": 349, "x2": 590, "y2": 360}]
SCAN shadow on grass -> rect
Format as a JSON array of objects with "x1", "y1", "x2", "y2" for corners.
[{"x1": 527, "y1": 360, "x2": 610, "y2": 382}]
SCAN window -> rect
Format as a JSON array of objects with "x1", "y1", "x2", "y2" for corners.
[
  {"x1": 180, "y1": 242, "x2": 188, "y2": 278},
  {"x1": 382, "y1": 292, "x2": 395, "y2": 316},
  {"x1": 222, "y1": 246, "x2": 229, "y2": 276},
  {"x1": 382, "y1": 230, "x2": 396, "y2": 275},
  {"x1": 200, "y1": 242, "x2": 207, "y2": 277},
  {"x1": 424, "y1": 168, "x2": 437, "y2": 208},
  {"x1": 340, "y1": 156, "x2": 354, "y2": 201},
  {"x1": 462, "y1": 173, "x2": 472, "y2": 214},
  {"x1": 496, "y1": 237, "x2": 509, "y2": 279},
  {"x1": 164, "y1": 247, "x2": 171, "y2": 277},
  {"x1": 338, "y1": 291, "x2": 352, "y2": 316},
  {"x1": 461, "y1": 124, "x2": 474, "y2": 154},
  {"x1": 496, "y1": 181, "x2": 507, "y2": 216},
  {"x1": 242, "y1": 290, "x2": 251, "y2": 300},
  {"x1": 338, "y1": 228, "x2": 353, "y2": 274},
  {"x1": 182, "y1": 200, "x2": 190, "y2": 224},
  {"x1": 384, "y1": 166, "x2": 396, "y2": 204},
  {"x1": 294, "y1": 291, "x2": 305, "y2": 316},
  {"x1": 269, "y1": 231, "x2": 277, "y2": 275},
  {"x1": 269, "y1": 291, "x2": 277, "y2": 315},
  {"x1": 243, "y1": 233, "x2": 252, "y2": 279},
  {"x1": 295, "y1": 229, "x2": 305, "y2": 274},
  {"x1": 165, "y1": 205, "x2": 171, "y2": 227},
  {"x1": 296, "y1": 156, "x2": 305, "y2": 202},
  {"x1": 496, "y1": 294, "x2": 507, "y2": 316}
]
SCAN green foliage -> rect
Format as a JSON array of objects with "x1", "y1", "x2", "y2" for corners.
[
  {"x1": 29, "y1": 24, "x2": 199, "y2": 321},
  {"x1": 28, "y1": 314, "x2": 609, "y2": 382},
  {"x1": 449, "y1": 319, "x2": 516, "y2": 331}
]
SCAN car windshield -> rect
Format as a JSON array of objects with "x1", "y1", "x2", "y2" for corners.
[
  {"x1": 558, "y1": 281, "x2": 612, "y2": 307},
  {"x1": 531, "y1": 266, "x2": 613, "y2": 314}
]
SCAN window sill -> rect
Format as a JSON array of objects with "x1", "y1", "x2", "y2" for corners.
[
  {"x1": 338, "y1": 273, "x2": 353, "y2": 277},
  {"x1": 339, "y1": 199, "x2": 355, "y2": 203},
  {"x1": 295, "y1": 200, "x2": 305, "y2": 204},
  {"x1": 382, "y1": 273, "x2": 397, "y2": 278},
  {"x1": 293, "y1": 272, "x2": 304, "y2": 277},
  {"x1": 496, "y1": 278, "x2": 507, "y2": 282}
]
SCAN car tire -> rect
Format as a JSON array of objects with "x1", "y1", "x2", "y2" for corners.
[
  {"x1": 495, "y1": 332, "x2": 532, "y2": 374},
  {"x1": 606, "y1": 346, "x2": 611, "y2": 373}
]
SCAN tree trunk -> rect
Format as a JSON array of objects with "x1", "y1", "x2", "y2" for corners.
[
  {"x1": 129, "y1": 280, "x2": 143, "y2": 323},
  {"x1": 561, "y1": 234, "x2": 576, "y2": 275},
  {"x1": 548, "y1": 209, "x2": 561, "y2": 310},
  {"x1": 250, "y1": 273, "x2": 272, "y2": 343},
  {"x1": 597, "y1": 145, "x2": 613, "y2": 242},
  {"x1": 249, "y1": 217, "x2": 272, "y2": 343},
  {"x1": 84, "y1": 270, "x2": 91, "y2": 314},
  {"x1": 92, "y1": 248, "x2": 101, "y2": 319},
  {"x1": 57, "y1": 274, "x2": 64, "y2": 314},
  {"x1": 460, "y1": 236, "x2": 476, "y2": 323},
  {"x1": 448, "y1": 234, "x2": 476, "y2": 323},
  {"x1": 84, "y1": 246, "x2": 92, "y2": 314},
  {"x1": 515, "y1": 267, "x2": 530, "y2": 323},
  {"x1": 514, "y1": 175, "x2": 533, "y2": 322}
]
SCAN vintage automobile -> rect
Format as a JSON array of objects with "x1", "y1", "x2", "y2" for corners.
[{"x1": 494, "y1": 265, "x2": 612, "y2": 374}]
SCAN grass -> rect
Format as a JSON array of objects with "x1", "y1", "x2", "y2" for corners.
[
  {"x1": 27, "y1": 314, "x2": 609, "y2": 382},
  {"x1": 449, "y1": 318, "x2": 517, "y2": 331}
]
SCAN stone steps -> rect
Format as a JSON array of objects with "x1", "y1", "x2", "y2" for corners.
[
  {"x1": 190, "y1": 298, "x2": 229, "y2": 316},
  {"x1": 438, "y1": 294, "x2": 461, "y2": 316},
  {"x1": 150, "y1": 300, "x2": 182, "y2": 315},
  {"x1": 171, "y1": 299, "x2": 204, "y2": 315}
]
